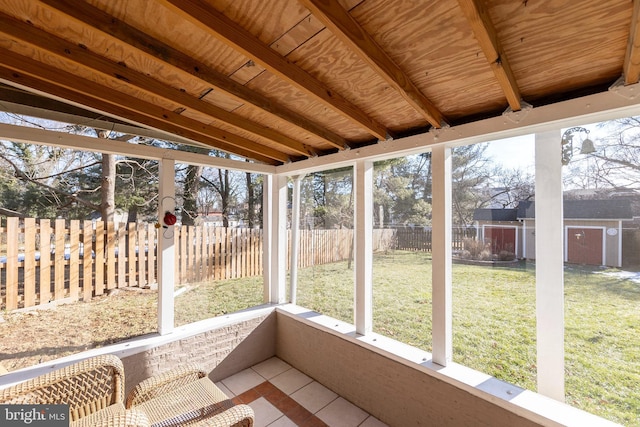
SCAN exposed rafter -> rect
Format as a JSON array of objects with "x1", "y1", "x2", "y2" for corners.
[
  {"x1": 299, "y1": 0, "x2": 446, "y2": 128},
  {"x1": 0, "y1": 0, "x2": 632, "y2": 169},
  {"x1": 0, "y1": 49, "x2": 285, "y2": 164},
  {"x1": 159, "y1": 0, "x2": 389, "y2": 140},
  {"x1": 37, "y1": 0, "x2": 349, "y2": 151},
  {"x1": 0, "y1": 13, "x2": 314, "y2": 159},
  {"x1": 456, "y1": 0, "x2": 522, "y2": 111},
  {"x1": 624, "y1": 0, "x2": 640, "y2": 84}
]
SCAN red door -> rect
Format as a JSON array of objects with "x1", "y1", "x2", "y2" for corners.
[
  {"x1": 567, "y1": 228, "x2": 603, "y2": 265},
  {"x1": 484, "y1": 227, "x2": 516, "y2": 254}
]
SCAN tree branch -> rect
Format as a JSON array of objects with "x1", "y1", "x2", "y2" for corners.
[{"x1": 0, "y1": 152, "x2": 101, "y2": 211}]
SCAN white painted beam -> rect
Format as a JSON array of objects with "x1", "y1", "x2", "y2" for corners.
[
  {"x1": 354, "y1": 161, "x2": 373, "y2": 335},
  {"x1": 0, "y1": 99, "x2": 205, "y2": 147},
  {"x1": 289, "y1": 174, "x2": 305, "y2": 304},
  {"x1": 0, "y1": 122, "x2": 276, "y2": 174},
  {"x1": 5, "y1": 88, "x2": 640, "y2": 177},
  {"x1": 263, "y1": 174, "x2": 288, "y2": 304},
  {"x1": 535, "y1": 130, "x2": 565, "y2": 401},
  {"x1": 431, "y1": 145, "x2": 452, "y2": 366},
  {"x1": 276, "y1": 90, "x2": 640, "y2": 176},
  {"x1": 157, "y1": 158, "x2": 176, "y2": 335}
]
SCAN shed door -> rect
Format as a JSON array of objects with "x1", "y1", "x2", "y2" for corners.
[
  {"x1": 567, "y1": 228, "x2": 603, "y2": 265},
  {"x1": 484, "y1": 227, "x2": 516, "y2": 254}
]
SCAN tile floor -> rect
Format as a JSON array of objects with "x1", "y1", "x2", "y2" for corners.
[{"x1": 217, "y1": 357, "x2": 389, "y2": 427}]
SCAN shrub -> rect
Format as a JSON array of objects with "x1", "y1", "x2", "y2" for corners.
[
  {"x1": 498, "y1": 250, "x2": 515, "y2": 261},
  {"x1": 459, "y1": 249, "x2": 472, "y2": 259},
  {"x1": 462, "y1": 238, "x2": 491, "y2": 259}
]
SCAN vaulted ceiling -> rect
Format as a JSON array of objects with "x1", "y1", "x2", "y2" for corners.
[{"x1": 0, "y1": 0, "x2": 638, "y2": 165}]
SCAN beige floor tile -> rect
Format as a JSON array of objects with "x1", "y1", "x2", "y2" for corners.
[
  {"x1": 359, "y1": 415, "x2": 390, "y2": 427},
  {"x1": 220, "y1": 368, "x2": 266, "y2": 395},
  {"x1": 214, "y1": 381, "x2": 234, "y2": 397},
  {"x1": 316, "y1": 397, "x2": 369, "y2": 427},
  {"x1": 250, "y1": 397, "x2": 284, "y2": 427},
  {"x1": 267, "y1": 415, "x2": 297, "y2": 427},
  {"x1": 252, "y1": 357, "x2": 292, "y2": 380},
  {"x1": 290, "y1": 381, "x2": 338, "y2": 414},
  {"x1": 269, "y1": 367, "x2": 313, "y2": 395}
]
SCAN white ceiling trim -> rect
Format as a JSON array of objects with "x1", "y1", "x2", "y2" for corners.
[
  {"x1": 2, "y1": 85, "x2": 640, "y2": 178},
  {"x1": 0, "y1": 122, "x2": 276, "y2": 174},
  {"x1": 276, "y1": 88, "x2": 640, "y2": 176}
]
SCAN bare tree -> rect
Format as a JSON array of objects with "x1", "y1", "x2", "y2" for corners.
[
  {"x1": 200, "y1": 152, "x2": 242, "y2": 227},
  {"x1": 562, "y1": 119, "x2": 640, "y2": 191}
]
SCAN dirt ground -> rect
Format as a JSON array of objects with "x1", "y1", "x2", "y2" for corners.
[{"x1": 0, "y1": 288, "x2": 158, "y2": 372}]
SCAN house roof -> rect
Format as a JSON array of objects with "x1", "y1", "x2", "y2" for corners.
[
  {"x1": 473, "y1": 208, "x2": 518, "y2": 222},
  {"x1": 0, "y1": 1, "x2": 638, "y2": 166},
  {"x1": 517, "y1": 199, "x2": 634, "y2": 220}
]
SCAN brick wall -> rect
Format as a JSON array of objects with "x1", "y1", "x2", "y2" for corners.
[{"x1": 121, "y1": 311, "x2": 276, "y2": 393}]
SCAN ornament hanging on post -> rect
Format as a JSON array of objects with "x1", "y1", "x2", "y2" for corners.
[{"x1": 163, "y1": 211, "x2": 177, "y2": 227}]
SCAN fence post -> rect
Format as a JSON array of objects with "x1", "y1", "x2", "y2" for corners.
[
  {"x1": 69, "y1": 219, "x2": 80, "y2": 301},
  {"x1": 23, "y1": 218, "x2": 37, "y2": 308},
  {"x1": 128, "y1": 223, "x2": 137, "y2": 288},
  {"x1": 137, "y1": 223, "x2": 146, "y2": 288},
  {"x1": 105, "y1": 221, "x2": 115, "y2": 291},
  {"x1": 39, "y1": 219, "x2": 51, "y2": 305},
  {"x1": 117, "y1": 224, "x2": 126, "y2": 289},
  {"x1": 5, "y1": 217, "x2": 18, "y2": 310},
  {"x1": 54, "y1": 219, "x2": 65, "y2": 301},
  {"x1": 82, "y1": 220, "x2": 93, "y2": 301},
  {"x1": 95, "y1": 221, "x2": 105, "y2": 296}
]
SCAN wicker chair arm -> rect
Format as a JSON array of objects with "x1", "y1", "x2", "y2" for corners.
[
  {"x1": 0, "y1": 355, "x2": 125, "y2": 420},
  {"x1": 194, "y1": 404, "x2": 254, "y2": 427},
  {"x1": 125, "y1": 363, "x2": 206, "y2": 408}
]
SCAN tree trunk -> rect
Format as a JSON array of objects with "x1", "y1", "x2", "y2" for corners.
[
  {"x1": 220, "y1": 168, "x2": 230, "y2": 227},
  {"x1": 246, "y1": 172, "x2": 255, "y2": 227},
  {"x1": 101, "y1": 152, "x2": 116, "y2": 222},
  {"x1": 182, "y1": 164, "x2": 202, "y2": 226}
]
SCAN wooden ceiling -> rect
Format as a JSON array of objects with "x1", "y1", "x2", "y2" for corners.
[{"x1": 0, "y1": 0, "x2": 638, "y2": 165}]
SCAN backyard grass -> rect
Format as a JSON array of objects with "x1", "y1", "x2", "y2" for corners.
[{"x1": 1, "y1": 251, "x2": 638, "y2": 425}]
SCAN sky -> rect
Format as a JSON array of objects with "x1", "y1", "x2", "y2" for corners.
[
  {"x1": 481, "y1": 121, "x2": 608, "y2": 173},
  {"x1": 481, "y1": 134, "x2": 535, "y2": 172}
]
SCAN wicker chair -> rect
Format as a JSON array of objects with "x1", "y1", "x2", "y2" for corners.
[
  {"x1": 0, "y1": 354, "x2": 149, "y2": 427},
  {"x1": 126, "y1": 364, "x2": 254, "y2": 427}
]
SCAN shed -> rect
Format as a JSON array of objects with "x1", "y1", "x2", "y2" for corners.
[
  {"x1": 518, "y1": 199, "x2": 633, "y2": 267},
  {"x1": 472, "y1": 208, "x2": 520, "y2": 257}
]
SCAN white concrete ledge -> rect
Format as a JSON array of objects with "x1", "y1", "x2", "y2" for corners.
[{"x1": 275, "y1": 304, "x2": 620, "y2": 427}]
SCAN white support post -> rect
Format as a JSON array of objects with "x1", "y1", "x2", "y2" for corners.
[
  {"x1": 354, "y1": 160, "x2": 373, "y2": 335},
  {"x1": 157, "y1": 158, "x2": 175, "y2": 335},
  {"x1": 289, "y1": 175, "x2": 305, "y2": 305},
  {"x1": 431, "y1": 145, "x2": 452, "y2": 366},
  {"x1": 535, "y1": 130, "x2": 565, "y2": 401},
  {"x1": 263, "y1": 174, "x2": 288, "y2": 304}
]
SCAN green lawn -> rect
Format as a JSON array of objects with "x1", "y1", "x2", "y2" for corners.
[{"x1": 175, "y1": 251, "x2": 640, "y2": 426}]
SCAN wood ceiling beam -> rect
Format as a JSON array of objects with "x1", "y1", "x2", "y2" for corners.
[
  {"x1": 0, "y1": 85, "x2": 213, "y2": 147},
  {"x1": 299, "y1": 0, "x2": 446, "y2": 128},
  {"x1": 456, "y1": 0, "x2": 522, "y2": 111},
  {"x1": 0, "y1": 49, "x2": 284, "y2": 164},
  {"x1": 37, "y1": 0, "x2": 348, "y2": 151},
  {"x1": 0, "y1": 13, "x2": 314, "y2": 158},
  {"x1": 624, "y1": 0, "x2": 640, "y2": 84},
  {"x1": 159, "y1": 0, "x2": 389, "y2": 140}
]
